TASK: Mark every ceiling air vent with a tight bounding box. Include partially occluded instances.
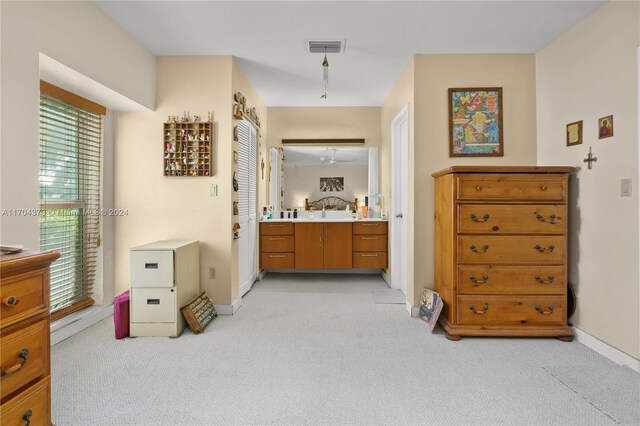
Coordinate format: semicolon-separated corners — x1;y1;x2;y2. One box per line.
306;39;346;54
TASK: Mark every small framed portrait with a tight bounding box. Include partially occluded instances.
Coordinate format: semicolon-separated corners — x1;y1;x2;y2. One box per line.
598;115;614;139
566;120;583;147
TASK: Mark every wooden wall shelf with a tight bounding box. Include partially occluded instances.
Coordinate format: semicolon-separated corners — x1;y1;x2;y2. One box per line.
164;121;212;177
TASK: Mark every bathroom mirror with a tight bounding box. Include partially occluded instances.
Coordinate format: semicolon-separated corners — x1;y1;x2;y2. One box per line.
274;146;378;210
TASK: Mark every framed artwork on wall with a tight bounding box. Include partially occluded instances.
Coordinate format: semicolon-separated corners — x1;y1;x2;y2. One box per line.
320;177;344;192
448;87;503;157
566;120;583;146
598;115;614;139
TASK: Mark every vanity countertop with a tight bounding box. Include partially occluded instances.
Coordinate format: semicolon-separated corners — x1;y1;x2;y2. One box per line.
260;217;387;223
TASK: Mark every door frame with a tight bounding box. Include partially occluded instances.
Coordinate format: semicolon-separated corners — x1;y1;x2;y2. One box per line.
391;104;409;311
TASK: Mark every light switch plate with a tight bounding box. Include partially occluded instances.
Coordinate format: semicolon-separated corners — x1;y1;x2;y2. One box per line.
621;178;632;197
209;184;218;197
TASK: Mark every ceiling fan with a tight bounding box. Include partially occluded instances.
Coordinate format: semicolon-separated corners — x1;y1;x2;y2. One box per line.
319;148;356;165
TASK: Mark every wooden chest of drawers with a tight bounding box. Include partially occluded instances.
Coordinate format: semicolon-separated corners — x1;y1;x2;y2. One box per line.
432;166;575;341
1;250;59;425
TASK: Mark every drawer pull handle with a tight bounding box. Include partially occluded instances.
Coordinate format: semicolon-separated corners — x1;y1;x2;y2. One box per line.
361;254;379;257
3;296;18;307
268;224;285;227
475;186;483;191
468;274;489;285
535;275;555;284
469;304;489;315
361;237;379;240
269;237;286;241
269;255;287;258
534;244;555;253
535;305;555;315
469;244;489;253
469;213;490;222
535;213;557;224
541;185;548;191
0;349;29;377
360;224;378;226
22;410;32;426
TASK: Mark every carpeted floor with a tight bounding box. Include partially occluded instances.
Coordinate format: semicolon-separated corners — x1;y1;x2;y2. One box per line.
51;274;640;425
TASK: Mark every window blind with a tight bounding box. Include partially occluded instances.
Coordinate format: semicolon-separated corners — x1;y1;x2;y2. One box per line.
39;85;103;313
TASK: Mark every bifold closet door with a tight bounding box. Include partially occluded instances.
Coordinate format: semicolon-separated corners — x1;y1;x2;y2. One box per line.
238;120;257;296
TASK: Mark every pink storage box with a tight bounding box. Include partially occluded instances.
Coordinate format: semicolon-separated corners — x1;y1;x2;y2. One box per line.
114;290;130;339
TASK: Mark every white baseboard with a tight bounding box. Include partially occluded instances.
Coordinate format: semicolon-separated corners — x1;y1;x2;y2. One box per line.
572;326;639;372
239;279;254;298
51;304;114;346
215;298;241;316
258;270;267;280
407;303;419;317
381;270;392;288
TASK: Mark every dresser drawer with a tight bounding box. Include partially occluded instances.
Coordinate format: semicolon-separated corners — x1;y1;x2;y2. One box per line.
457;266;566;295
353;235;387;252
353;252;387;269
457;174;567;201
260;236;295;253
261;253;294;269
458;205;566;235
1;319;49;400
1;376;50;426
458;236;565;264
353;222;387;235
457;295;565;326
1;270;48;327
260;222;294;236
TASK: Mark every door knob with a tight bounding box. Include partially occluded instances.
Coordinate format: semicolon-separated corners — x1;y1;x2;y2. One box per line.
395;213;403;218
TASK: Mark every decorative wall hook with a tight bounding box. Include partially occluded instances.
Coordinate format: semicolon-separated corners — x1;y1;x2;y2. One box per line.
583;146;598;169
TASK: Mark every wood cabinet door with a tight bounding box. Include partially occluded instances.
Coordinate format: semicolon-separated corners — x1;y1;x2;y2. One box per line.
323;223;353;269
294;223;324;269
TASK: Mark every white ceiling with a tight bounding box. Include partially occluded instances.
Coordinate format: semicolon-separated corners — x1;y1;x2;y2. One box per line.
284;147;370;165
95;1;605;107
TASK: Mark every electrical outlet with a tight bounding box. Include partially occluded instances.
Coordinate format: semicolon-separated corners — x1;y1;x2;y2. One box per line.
209;268;216;279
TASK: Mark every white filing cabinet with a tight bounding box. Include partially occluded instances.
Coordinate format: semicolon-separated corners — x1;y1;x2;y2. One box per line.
129;240;199;337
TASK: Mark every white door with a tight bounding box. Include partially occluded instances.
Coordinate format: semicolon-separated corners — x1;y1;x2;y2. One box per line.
238;120;257;297
391;105;409;299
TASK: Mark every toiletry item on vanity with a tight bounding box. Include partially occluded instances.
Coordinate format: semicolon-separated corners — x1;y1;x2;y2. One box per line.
362;205;368;218
280;211;284;219
293;209;298;219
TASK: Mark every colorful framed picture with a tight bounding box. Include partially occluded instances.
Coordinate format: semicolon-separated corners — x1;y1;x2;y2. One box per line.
598;115;614;139
449;87;503;157
566;120;583;146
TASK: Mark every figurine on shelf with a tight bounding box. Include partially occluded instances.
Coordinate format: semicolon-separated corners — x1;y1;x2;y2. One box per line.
165;142;175;153
205;170;210;176
200;133;205;141
181;111;189;122
180;129;186;136
193;115;200;123
206;135;210;142
207;112;212;122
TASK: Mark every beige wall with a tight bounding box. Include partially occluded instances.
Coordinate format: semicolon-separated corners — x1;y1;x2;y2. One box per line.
412;54;538;305
0;0;155;249
115;57;235;304
380;58;415;300
536;1;640;358
381;55;538;305
283;164;368;209
114;57;265;307
267;107;381;149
